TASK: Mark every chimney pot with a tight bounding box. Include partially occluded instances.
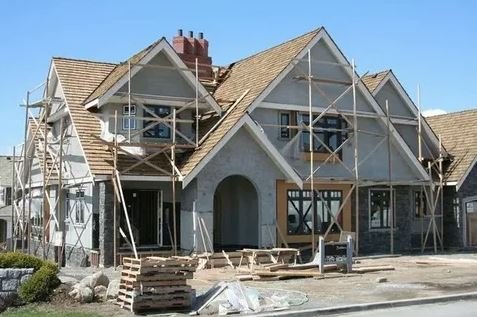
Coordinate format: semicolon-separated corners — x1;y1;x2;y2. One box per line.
198;32;204;39
188;31;193;38
178;29;183;36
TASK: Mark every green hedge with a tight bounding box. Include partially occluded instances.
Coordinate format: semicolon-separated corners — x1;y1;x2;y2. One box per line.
0;252;60;302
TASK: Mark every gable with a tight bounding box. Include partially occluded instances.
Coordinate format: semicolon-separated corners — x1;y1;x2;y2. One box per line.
87;39;221;114
117;51;195;99
374;81;415;118
264;38;375;113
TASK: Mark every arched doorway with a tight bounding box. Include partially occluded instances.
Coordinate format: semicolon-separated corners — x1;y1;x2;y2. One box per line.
213;175;259;249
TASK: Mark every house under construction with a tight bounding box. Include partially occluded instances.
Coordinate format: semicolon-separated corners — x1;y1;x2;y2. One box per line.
10;27;470;267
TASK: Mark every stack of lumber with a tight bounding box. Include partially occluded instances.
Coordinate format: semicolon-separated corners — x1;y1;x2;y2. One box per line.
197;251;278;269
241;262;339;281
117;256;198;313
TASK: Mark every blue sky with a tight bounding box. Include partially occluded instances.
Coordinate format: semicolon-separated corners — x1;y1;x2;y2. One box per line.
0;0;476;154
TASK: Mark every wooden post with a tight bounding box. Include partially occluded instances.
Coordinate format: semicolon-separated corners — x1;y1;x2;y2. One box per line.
318;236;325;274
438;134;444;250
21;91;30;252
346;235;353;273
352;59;360;256
12;146;16;252
308;49;316;255
42;96;49;259
172;108;177;255
386;100;394;254
195;58;199;147
57;118;64;266
113;110;118;268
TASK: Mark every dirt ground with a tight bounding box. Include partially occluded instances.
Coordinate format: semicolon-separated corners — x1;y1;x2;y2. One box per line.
12;252;477;316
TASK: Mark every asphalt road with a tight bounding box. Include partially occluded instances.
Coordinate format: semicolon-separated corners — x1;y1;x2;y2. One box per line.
326;300;477;317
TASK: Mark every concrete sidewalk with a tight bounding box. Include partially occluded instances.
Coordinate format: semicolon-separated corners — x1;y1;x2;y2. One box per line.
254;292;477;316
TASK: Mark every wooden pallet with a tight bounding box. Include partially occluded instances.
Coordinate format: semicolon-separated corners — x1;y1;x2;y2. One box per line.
116;295;190;312
119;284;191;294
117;256;197;313
120;278;187;288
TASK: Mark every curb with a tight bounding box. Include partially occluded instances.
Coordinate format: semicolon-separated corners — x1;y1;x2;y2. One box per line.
254;291;477;316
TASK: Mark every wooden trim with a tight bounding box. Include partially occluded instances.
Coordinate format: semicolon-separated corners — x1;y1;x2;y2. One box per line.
303;152;340;163
276;180;352;245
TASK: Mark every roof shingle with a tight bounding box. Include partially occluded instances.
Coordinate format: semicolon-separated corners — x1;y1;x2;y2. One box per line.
426;109;477;183
179;28;321;175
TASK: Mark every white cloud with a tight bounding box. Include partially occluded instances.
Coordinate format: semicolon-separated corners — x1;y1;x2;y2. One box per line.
422;109;447;117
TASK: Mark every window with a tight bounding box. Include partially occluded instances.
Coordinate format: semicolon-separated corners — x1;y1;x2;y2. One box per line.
65;192;72;221
287;189;342;235
369;189;395;229
300;114;346;154
74;191;85;224
453;197;460;228
279;112;291;139
143;105;171;138
414;191;427;218
122;105;137;130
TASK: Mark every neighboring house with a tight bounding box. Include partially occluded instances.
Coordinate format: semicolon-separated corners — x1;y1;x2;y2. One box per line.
0;156;14;248
427;110;477;249
21;27;451;267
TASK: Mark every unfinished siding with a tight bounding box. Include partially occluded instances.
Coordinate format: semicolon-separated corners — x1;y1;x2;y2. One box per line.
180;127;285;251
358;186;413;254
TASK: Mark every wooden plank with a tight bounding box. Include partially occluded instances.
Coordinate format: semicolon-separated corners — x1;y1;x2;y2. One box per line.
253;269;321;277
119;285;191;294
120;279;187;287
352;265;395;273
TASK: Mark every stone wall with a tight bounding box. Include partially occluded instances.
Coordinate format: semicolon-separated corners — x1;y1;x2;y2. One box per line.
0;268;33;304
97;181;115;267
358;186;413;254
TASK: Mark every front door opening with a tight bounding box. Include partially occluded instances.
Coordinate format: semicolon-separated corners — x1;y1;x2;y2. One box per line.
213;175;259;250
123;190;161;247
466;200;477;246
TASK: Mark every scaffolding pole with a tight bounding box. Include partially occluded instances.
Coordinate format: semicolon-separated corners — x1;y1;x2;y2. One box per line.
307;50;316;256
386;100;394;254
352;59;360;255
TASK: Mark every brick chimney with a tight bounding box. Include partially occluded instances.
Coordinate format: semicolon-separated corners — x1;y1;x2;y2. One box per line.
172;29;212;80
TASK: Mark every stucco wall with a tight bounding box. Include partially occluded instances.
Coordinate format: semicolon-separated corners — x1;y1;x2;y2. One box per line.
180;127;285;251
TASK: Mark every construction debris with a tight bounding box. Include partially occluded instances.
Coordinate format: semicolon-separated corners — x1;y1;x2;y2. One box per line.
116;256;198;313
192;281;308;315
351;265;395;273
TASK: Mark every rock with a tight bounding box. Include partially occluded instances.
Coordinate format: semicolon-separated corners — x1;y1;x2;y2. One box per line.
376;277;387;283
0;296;5;313
78;286;94;303
106;279;120;299
20;274;32;285
68;288;79;299
59;276;79;286
2;279;18;291
79;276;93;288
69;283;94;303
0;270;7;279
94;285;107;301
90;271;109;288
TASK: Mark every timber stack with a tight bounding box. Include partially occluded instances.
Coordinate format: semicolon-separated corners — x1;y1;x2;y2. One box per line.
117;256;198;313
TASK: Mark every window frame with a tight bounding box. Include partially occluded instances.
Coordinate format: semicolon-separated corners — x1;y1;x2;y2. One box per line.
287;189;343;236
299;113;346;155
279;112;291;139
414;190;427;218
368;188;396;230
74;190;85;225
143;105;171;139
122;104;137;130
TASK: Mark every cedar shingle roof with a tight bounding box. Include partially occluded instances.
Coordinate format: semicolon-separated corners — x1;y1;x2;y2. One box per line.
362;70;390;92
426;109;477;183
53;57;117;175
178;28;321;175
84;40;161;104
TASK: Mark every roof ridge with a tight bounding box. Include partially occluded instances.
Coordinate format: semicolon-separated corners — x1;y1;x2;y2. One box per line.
362;69;391;78
52;56;117;65
427;107;477;118
229;27;322;66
